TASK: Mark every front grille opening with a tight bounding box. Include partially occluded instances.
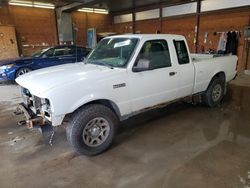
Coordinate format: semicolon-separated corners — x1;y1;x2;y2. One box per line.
30;100;34;107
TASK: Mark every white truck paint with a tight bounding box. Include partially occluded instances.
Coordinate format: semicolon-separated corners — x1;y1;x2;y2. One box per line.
16;34;238;127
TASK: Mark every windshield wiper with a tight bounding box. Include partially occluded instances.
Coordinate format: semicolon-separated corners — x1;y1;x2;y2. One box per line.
87;60;114;69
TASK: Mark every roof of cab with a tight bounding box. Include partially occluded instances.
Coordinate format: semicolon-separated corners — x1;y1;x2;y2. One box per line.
105;34;185;40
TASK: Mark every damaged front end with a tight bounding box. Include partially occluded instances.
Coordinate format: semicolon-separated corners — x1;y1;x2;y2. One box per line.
14;87;54;145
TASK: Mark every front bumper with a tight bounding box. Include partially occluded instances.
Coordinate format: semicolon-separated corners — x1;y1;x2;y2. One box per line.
0;69;15;81
15;103;55;145
15;103;48;129
0;72;9;81
19;87;65;126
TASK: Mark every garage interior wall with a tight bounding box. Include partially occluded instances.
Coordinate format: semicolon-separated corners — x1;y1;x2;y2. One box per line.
0;4;112;56
0;2;249;70
71;11;112;46
162;16;196;53
113;22;133;34
112;7;250;71
199;9;250;71
135;19;161;34
0;4;58;56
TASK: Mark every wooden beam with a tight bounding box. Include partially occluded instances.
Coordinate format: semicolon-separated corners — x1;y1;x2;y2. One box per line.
159;0;163;33
132;0;135;34
195;0;201;53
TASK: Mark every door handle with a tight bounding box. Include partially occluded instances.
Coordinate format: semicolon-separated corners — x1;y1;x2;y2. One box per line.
169;72;177;76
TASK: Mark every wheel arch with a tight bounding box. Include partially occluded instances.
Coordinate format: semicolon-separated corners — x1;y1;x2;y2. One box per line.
206;71;226;91
64;99;122;122
15;66;33;78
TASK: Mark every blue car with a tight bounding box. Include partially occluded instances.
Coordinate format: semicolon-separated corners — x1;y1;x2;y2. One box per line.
0;45;91;81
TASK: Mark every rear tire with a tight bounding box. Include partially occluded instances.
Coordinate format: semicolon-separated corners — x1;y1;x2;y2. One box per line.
204;76;225;107
66;104;118;156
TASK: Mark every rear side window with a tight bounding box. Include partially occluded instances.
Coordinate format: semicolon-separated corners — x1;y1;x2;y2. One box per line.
174;40;190;64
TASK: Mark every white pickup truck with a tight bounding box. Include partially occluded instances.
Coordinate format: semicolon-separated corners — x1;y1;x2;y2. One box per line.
15;34;237;155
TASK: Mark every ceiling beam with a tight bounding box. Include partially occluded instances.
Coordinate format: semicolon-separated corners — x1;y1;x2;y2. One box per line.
59;2;83;12
58;0;102;12
110;0;191;14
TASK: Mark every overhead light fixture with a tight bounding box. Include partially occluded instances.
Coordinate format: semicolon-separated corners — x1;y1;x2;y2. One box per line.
9;0;32;7
78;8;109;14
9;0;55;9
33;2;54;9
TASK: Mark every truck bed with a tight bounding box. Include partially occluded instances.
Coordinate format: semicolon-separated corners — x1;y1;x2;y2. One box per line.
191;53;232;62
190;54;238;94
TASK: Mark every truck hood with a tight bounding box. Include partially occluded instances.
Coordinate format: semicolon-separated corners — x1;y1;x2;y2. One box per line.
15;63;119;96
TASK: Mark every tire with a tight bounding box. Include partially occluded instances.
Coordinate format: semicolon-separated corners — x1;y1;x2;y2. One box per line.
204;76;225;107
15;67;32;78
66;104;118;156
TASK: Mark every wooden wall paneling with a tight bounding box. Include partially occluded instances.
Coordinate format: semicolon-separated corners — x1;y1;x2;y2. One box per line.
0;5;13;25
72;12;113;46
247;46;250;70
72;12;87;46
0;25;19;60
113;22;133;34
162;16;196;52
135;19;161;34
8;6;58;56
87;13;112;32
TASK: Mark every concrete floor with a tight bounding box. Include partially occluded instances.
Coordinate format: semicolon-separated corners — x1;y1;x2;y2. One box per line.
0;75;250;188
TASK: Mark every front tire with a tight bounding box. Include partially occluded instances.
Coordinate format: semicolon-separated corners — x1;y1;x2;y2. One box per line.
204;76;225;107
15;67;31;78
66;104;118;156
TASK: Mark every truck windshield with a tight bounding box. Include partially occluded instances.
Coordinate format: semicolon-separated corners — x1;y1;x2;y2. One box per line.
85;38;138;68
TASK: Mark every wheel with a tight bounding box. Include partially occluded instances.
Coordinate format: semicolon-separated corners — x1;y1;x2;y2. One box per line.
204;76;225;107
16;67;31;78
66;104;118;156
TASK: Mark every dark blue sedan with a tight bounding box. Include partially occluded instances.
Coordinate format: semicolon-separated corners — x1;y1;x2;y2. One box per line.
0;45;91;81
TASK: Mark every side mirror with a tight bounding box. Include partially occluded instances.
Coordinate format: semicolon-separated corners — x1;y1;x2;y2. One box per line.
132;59;151;72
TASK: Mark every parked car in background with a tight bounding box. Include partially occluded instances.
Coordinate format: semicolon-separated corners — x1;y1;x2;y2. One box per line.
0;45;91;81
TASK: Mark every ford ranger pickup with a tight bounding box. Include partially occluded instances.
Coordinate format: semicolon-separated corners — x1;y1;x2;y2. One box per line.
15;34;238;155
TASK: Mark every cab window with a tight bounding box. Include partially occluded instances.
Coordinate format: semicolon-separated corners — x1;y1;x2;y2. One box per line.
136;39;171;69
53;48;69;56
42;48;54;58
174;40;190;64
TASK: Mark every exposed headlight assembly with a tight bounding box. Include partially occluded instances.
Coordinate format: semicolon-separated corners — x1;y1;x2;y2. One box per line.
41;98;52;114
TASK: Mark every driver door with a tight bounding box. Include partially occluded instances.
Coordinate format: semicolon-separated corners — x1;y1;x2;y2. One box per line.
128;39;179;112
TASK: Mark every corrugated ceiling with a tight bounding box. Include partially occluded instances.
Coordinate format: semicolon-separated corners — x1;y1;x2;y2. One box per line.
3;0;192;12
